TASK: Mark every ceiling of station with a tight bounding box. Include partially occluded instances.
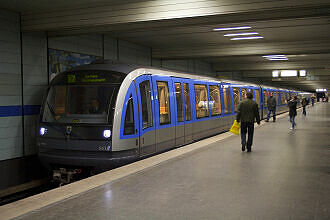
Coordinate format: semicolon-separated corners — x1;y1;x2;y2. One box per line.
1;0;330;92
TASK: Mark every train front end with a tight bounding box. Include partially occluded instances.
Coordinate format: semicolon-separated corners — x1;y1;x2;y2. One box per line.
37;69;130;182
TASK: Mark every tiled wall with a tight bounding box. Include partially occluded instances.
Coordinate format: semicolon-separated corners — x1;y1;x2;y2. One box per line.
0;9;23;161
22;32;48;156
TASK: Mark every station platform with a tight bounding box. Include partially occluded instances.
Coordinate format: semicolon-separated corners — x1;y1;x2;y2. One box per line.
2;103;329;220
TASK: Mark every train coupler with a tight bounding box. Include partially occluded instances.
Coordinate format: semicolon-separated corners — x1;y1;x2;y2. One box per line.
53;168;82;186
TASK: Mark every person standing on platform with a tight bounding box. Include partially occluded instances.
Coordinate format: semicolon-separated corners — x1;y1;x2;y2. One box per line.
311;95;315;106
236;91;260;152
301;97;307;116
266;92;277;122
288;95;298;130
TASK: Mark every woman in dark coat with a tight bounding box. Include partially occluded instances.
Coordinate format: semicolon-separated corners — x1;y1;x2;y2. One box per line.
288;96;297;129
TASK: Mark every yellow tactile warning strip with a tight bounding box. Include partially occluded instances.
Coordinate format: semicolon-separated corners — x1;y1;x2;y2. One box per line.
0;107;306;220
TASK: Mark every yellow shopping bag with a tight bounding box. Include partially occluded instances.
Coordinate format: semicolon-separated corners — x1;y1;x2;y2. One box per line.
230;120;240;135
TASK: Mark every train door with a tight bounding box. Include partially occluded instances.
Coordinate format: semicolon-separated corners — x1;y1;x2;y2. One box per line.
241;87;248;100
254;87;262;118
172;78;185;146
135;75;156;156
151;75;176;152
183;81;193;143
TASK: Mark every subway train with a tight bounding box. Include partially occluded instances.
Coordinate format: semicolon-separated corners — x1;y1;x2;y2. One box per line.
38;63;305;182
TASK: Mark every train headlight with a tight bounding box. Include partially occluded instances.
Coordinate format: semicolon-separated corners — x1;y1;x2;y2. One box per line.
39;127;47;136
103;130;111;138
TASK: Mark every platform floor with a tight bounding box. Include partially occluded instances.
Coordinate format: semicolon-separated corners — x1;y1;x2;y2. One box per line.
14;103;330;219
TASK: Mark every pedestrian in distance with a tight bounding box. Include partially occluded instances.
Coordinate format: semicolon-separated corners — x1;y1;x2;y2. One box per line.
288;95;298;130
236;91;260;152
311;95;315;106
301;97;307;116
266;92;277;122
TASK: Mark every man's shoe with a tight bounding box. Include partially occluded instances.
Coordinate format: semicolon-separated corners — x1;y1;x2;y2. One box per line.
265;120;269;122
247;149;252;152
242;145;246;152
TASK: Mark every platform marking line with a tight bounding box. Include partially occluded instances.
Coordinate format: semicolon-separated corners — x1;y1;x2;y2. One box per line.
0;106;308;220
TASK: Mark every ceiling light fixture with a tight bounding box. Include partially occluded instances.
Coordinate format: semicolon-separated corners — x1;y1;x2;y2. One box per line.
263;54;289;61
268;58;289;61
230;36;264;40
299;70;306;77
272;71;280;77
263;55;286;58
213;26;251;31
281;70;297;77
224;32;259;37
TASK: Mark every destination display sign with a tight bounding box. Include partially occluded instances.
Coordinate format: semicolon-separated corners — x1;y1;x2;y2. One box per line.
51;70;126;85
67;73;107;83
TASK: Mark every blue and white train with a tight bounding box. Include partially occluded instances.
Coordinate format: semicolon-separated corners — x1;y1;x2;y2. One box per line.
37;63;304;181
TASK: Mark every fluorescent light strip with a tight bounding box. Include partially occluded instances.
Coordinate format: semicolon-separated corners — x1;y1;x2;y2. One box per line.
263;55;286;58
281;70;297;77
224;32;259;37
268;58;289;60
213;26;251;31
230;36;263;40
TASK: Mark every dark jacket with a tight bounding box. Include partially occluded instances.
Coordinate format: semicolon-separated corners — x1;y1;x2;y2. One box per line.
288;99;297;117
301;98;307;107
236;99;260;123
267;96;277;110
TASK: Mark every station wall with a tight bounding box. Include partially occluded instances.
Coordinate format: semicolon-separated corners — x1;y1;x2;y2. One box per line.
0;9;22;161
0;8;215;190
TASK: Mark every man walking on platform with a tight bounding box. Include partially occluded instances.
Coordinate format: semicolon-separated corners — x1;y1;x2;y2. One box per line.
301;97;307;116
266;92;276;122
236;91;260;152
288;95;298;130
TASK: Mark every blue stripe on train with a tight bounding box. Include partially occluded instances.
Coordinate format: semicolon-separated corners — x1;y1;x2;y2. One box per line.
0;105;41;117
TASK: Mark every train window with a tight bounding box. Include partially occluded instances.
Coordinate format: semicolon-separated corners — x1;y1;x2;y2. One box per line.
175;83;184;122
281;92;286;104
263;90;267;107
183;83;191;121
157;81;171;125
241;88;247;100
278;92;281;105
55;86;66;114
255;89;261;108
194;84;209;118
43;85;118;124
223;87;231;114
209;85;221;116
274;92;278;105
140;80;153;129
233;87;240;112
124;95;135;135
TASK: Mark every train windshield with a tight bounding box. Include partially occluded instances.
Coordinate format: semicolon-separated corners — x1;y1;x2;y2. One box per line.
42;85;119;124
